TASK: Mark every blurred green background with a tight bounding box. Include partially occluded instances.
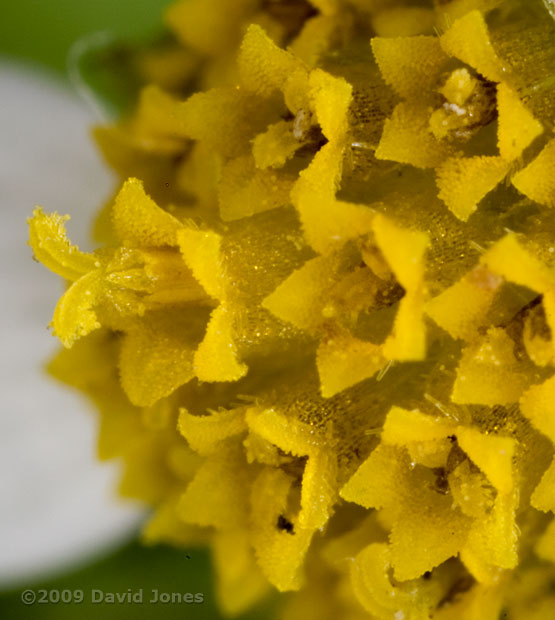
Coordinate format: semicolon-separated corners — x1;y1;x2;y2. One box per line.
0;540;271;620
0;0;172;78
0;0;179;115
0;2;274;618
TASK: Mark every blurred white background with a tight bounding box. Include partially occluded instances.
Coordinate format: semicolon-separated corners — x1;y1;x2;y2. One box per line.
0;61;143;588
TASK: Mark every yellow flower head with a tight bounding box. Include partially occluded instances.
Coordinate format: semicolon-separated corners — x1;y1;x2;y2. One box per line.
28;0;555;618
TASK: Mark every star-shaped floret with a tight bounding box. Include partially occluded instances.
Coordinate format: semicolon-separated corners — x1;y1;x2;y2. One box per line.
171;24;338;224
341;406;518;582
427;234;555;351
372;10;545;221
176;401;337;593
426;234;555;406
263;213;428;396
176;23;364;229
29;179;216;406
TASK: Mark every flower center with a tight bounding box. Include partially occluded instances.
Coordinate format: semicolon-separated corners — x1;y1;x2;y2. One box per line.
430;67;497;142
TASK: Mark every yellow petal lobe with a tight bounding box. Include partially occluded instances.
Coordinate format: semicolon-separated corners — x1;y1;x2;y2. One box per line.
512;138;555;208
112;178;183;247
28;207;97;281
